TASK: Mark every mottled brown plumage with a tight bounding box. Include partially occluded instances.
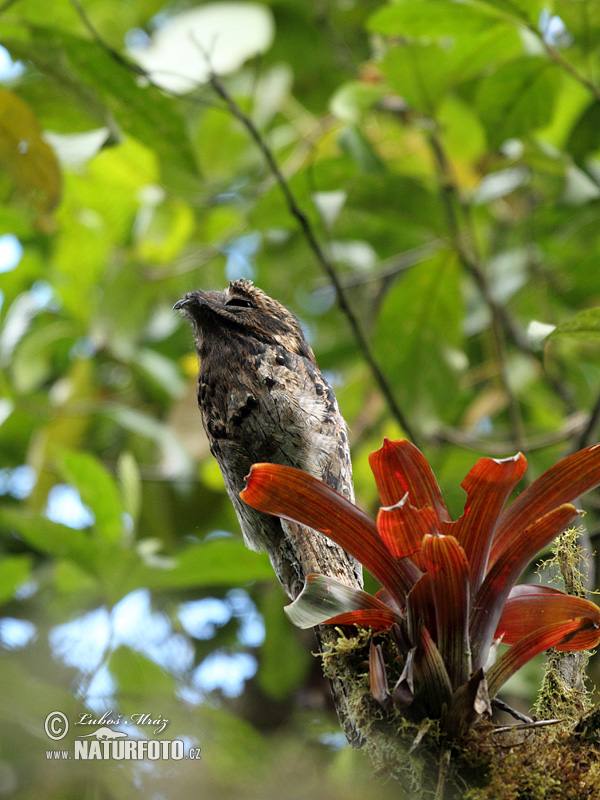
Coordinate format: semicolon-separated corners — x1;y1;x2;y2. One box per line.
174;279;361;597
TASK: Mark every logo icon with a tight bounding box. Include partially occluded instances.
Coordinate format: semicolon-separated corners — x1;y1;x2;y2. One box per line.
76;726;128;741
44;712;68;741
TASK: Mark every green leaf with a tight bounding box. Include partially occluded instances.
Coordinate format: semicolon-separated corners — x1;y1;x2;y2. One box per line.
57;450;123;544
117;451;142;527
329;81;387;123
474;0;546;23
0;555;33;603
550;307;600;341
566;101;600;167
369;0;499;38
0;509;97;570
373;251;464;425
8;28;199;183
108;646;174;701
141;538;273;591
338;125;385;173
380;24;522;112
257;583;311;700
475;57;561;147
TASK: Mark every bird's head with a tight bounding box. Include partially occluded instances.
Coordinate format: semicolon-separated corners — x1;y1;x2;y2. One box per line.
174;279;316;362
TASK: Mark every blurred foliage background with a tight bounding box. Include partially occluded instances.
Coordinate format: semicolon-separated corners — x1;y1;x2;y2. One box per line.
1;0;600;797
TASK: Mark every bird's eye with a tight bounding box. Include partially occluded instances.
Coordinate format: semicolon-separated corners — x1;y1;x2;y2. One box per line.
226;297;254;309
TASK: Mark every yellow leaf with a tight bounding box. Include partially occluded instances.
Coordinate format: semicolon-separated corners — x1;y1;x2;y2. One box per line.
0;87;62;229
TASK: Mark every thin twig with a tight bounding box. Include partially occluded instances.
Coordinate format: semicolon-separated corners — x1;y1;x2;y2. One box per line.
434;748;451;800
491;719;561;735
209;72;421;446
539;36;600;104
436;412;587;455
576;389;600;450
312;242;441;291
491;698;534;724
70;0;145;74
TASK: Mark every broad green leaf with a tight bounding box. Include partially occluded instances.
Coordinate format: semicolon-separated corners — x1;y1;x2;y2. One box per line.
0;509;97;570
257;584;311;700
474;0;546;23
475;57;561;147
373;252;464;425
338;125;385;173
108;646;174;701
139;538;273;590
0;87;61;229
550;307;600;341
369;0;499;38
0;555;33;603
12;321;74;394
57;450;123;544
380;25;522;112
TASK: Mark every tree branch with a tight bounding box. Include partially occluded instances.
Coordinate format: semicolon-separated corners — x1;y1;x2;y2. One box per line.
576;388;600;450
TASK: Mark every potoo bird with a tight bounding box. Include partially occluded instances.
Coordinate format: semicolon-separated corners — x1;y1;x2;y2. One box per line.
174;279;362;599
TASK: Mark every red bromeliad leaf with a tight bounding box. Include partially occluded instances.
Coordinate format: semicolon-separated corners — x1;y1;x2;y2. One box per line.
497;584;600;651
470;503;579;669
486;618;597;697
241;463;420;601
369;439;450;524
422;534;471;687
414;626;453;716
376;496;437;569
490;444;600;570
442;453;526;594
444;668;491;736
406;573;436;647
284;573;401;629
375;588;405;615
393;646;416;705
370;641;392;707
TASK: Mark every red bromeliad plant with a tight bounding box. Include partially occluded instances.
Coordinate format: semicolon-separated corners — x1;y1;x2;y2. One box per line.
240;439;600;732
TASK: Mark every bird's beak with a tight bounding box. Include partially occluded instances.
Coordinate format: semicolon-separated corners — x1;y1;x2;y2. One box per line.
173;297;192;311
